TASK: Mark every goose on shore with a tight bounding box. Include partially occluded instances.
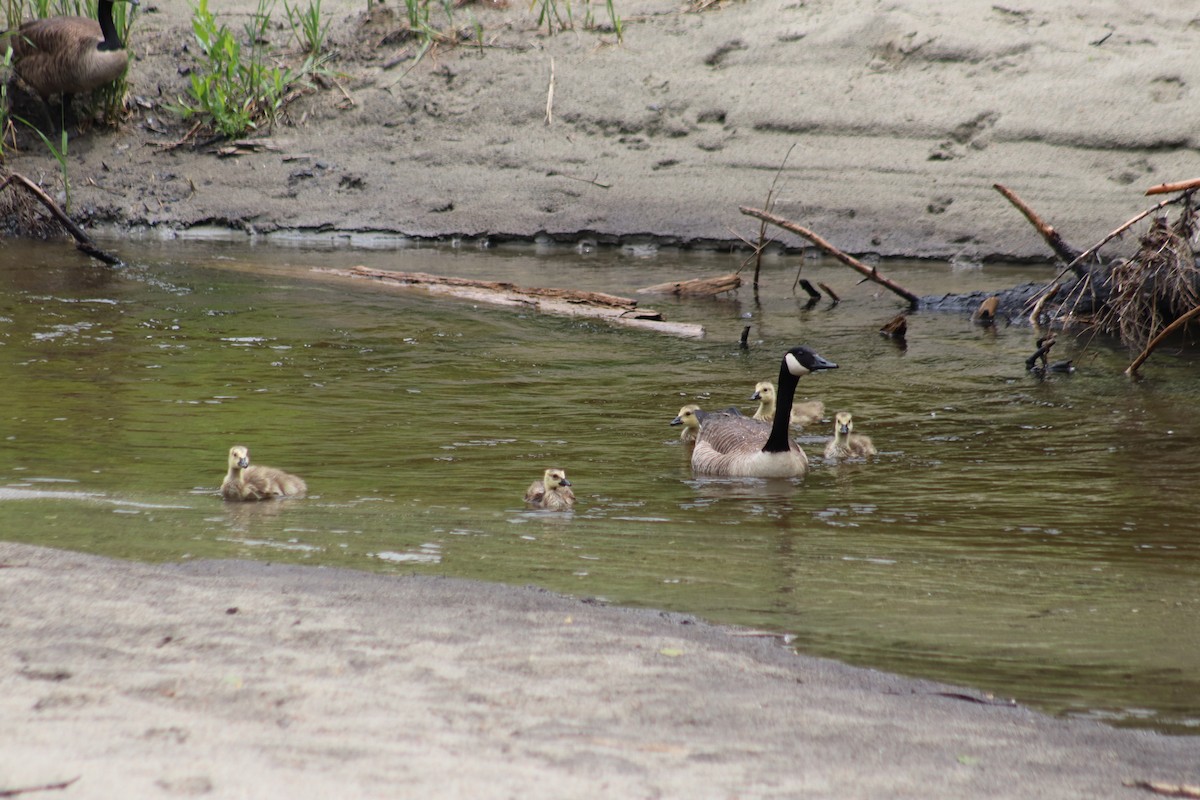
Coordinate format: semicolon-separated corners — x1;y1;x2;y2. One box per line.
220;445;307;501
524;468;575;511
691;346;837;477
823;412;877;460
7;0;137;129
751;380;824;428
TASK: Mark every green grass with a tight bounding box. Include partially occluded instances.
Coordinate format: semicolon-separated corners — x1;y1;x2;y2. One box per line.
173;0;330;139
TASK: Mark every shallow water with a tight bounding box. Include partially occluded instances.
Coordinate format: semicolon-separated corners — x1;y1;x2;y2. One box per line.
2;235;1198;733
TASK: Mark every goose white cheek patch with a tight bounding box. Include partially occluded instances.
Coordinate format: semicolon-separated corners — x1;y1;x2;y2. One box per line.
785;352;809;376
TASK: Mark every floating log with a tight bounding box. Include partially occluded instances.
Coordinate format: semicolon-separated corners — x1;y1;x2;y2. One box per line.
739;206;921;308
636;273;741;297
879;313;907;339
317;267;705;338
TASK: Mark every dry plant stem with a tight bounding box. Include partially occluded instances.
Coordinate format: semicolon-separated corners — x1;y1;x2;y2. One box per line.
993;183;1082;269
544;57;555;125
1124;285;1200;376
0;775;81;797
0;173;121;265
739;205;921;308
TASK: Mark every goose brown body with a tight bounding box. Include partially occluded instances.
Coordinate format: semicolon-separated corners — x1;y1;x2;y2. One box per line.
8;0;133;124
823;412;877;459
524;468;575;511
221;445;307;501
691;346;837;477
751;380;824;428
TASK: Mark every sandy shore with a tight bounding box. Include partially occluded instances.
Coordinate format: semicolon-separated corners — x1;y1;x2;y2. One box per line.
2;542;1198;798
12;0;1200;259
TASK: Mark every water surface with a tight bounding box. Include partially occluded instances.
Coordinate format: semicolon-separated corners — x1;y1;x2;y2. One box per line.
2;236;1197;733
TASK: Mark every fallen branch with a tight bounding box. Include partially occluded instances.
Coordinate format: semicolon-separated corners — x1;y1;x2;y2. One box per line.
317;266;704;338
1123;780;1200;799
0;172;121;264
993;183;1082;269
739;206;920;308
1124;303;1200;377
636;273;740;297
1145;178;1200;196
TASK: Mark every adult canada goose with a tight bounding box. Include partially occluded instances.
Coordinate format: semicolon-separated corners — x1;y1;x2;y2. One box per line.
524;468;575;511
7;0;137;129
750;380;824;428
823;412;877;459
220;445;307;501
691;346;838;477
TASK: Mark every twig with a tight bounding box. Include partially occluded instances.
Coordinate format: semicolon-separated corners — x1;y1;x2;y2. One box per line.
0;776;81;797
1125;304;1200;376
549;172;611;189
1025;336;1056;371
817;282;840;304
544;57;555;125
993;183;1082;268
0;173;121;265
739;206;921;308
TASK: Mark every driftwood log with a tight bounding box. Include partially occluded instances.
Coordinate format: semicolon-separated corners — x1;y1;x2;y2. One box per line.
316;266;705;338
636;273;741;297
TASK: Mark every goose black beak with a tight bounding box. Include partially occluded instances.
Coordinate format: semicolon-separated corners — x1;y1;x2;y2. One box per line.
810;353;838;371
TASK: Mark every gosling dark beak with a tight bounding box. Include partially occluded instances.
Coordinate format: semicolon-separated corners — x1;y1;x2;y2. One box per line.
559;478;571;487
750;391;761;400
838;424;850;435
670;416;683;426
237;457;249;468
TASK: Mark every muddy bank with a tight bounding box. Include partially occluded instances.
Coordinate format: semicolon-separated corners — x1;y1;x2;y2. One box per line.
9;0;1200;260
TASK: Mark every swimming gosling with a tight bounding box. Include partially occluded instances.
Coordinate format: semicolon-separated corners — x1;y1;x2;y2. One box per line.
524;468;575;511
691;346;838;478
8;0;137;129
751;380;824;428
671;404;704;443
823;412;877;459
221;445;307;501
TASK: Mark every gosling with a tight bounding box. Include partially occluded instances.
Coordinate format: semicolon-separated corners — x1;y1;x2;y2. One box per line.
751;380;824;428
671;404;704;443
524;468;575;511
221;445;307;501
823;412;877;460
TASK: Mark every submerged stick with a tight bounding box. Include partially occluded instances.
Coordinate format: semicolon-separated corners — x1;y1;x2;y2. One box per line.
993;183;1082;269
739;206;920;308
1125;304;1200;377
0;172;121;265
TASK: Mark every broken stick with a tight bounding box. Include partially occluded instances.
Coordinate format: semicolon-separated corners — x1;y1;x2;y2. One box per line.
0;172;121;265
1125;304;1200;377
738;206;920;308
993;183;1082;269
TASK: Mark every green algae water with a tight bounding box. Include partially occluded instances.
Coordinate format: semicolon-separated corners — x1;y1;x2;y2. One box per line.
2;236;1198;733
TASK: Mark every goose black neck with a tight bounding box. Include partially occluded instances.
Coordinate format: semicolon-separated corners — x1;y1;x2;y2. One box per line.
97;1;123;51
763;359;800;453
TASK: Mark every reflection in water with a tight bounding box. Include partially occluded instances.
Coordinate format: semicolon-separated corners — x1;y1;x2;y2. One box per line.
1;238;1199;733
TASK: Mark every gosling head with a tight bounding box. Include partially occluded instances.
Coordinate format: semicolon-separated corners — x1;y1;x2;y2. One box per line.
785;346;838;376
671;404;702;431
228;445;251;469
543;468;571;490
834;411;853;436
750;381;775;403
